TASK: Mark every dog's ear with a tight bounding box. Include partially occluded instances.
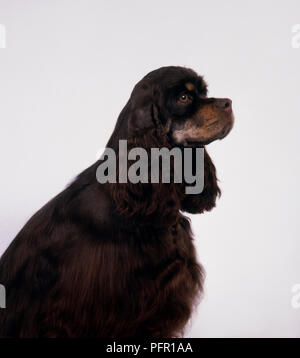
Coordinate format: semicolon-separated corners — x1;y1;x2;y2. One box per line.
128;104;153;134
180;148;221;214
108;84;179;226
127;84;162;136
108;130;181;227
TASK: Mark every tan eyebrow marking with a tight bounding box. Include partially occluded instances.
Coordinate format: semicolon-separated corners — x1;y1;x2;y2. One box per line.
185;82;195;91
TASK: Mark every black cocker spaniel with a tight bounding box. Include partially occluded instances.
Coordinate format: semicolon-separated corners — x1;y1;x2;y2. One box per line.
0;66;233;337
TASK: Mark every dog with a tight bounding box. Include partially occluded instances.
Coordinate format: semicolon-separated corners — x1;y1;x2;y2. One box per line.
0;66;233;337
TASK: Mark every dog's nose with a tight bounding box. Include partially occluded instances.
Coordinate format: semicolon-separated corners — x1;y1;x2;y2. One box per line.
214;98;232;112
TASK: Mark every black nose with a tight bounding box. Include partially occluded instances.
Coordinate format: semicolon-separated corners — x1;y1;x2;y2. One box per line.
214;98;232;112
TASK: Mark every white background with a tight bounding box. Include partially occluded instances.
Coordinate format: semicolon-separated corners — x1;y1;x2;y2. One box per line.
0;0;300;337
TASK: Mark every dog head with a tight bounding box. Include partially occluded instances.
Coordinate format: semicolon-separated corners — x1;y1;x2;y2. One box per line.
108;66;233;218
127;66;234;146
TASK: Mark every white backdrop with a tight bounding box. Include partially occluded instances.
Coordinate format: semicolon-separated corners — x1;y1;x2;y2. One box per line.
0;0;300;337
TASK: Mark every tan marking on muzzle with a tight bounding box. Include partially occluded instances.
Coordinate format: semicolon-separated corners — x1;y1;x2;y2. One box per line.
172;119;212;144
173;127;208;144
172;103;231;145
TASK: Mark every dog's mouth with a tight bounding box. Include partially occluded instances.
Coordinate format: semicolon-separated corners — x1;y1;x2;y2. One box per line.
173;113;234;147
216;115;234;140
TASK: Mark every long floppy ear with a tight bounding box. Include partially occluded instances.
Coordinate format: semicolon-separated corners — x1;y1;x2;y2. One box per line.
107;86;181;226
128;103;154;135
127;84;163;137
180;148;221;214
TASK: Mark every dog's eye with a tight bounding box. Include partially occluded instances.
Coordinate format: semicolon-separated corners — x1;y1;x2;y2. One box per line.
178;93;192;104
